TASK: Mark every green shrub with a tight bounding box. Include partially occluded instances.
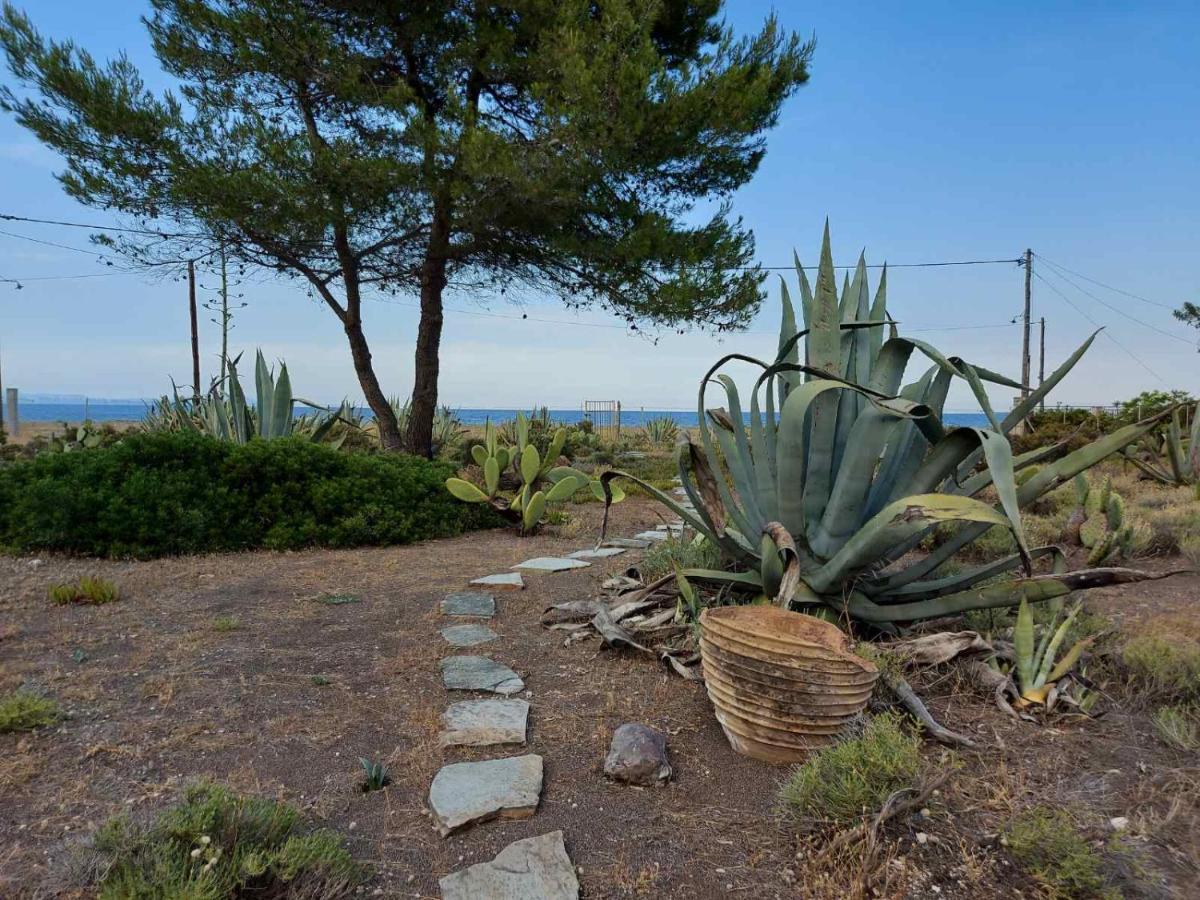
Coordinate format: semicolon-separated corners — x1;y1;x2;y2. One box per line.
1121;633;1200;702
85;782;367;898
1006;807;1118;899
0;689;61;733
639;534;721;582
1151;704;1200;751
0;432;497;558
49;576;120;605
779;711;921;825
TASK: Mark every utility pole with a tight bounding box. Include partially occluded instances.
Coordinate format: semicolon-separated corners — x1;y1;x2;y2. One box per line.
0;342;5;438
188;258;201;399
1021;248;1033;398
1038;317;1046;411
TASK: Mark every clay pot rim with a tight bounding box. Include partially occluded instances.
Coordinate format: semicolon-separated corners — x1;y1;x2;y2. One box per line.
699;634;880;683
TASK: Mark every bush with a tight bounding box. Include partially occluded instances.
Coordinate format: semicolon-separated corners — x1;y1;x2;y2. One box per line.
0;689;61;733
778;712;921;826
0;432;496;558
83;782;367;898
49;576;120;605
1006;807;1118;899
1151;704;1200;751
1121;633;1200;702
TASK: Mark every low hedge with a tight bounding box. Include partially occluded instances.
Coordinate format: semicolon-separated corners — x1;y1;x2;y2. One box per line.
0;431;497;558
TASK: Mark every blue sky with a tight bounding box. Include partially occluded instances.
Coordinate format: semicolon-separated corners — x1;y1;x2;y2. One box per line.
0;1;1196;411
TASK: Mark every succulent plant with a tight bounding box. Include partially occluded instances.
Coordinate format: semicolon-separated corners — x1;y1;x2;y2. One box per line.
1010;599;1094;707
643;416;680;446
446;412;618;534
1121;401;1199;486
1073;475;1142;565
599;224;1179;624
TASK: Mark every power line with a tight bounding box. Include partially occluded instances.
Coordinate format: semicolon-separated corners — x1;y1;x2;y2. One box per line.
0;212;202;238
0;227;110;258
1031;268;1165;384
1035;257;1192;346
1034;253;1176;310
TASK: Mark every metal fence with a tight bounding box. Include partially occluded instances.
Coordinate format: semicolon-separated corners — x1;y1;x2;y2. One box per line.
581;400;621;441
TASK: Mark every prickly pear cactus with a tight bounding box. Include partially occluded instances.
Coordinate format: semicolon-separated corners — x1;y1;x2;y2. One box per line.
1074;476;1136;565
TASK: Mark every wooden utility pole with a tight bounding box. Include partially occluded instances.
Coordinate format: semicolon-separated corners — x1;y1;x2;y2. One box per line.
1021;248;1033;398
0;342;4;437
1038;317;1046;411
188;258;201;399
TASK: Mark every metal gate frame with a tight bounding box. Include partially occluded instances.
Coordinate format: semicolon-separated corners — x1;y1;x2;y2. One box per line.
581;400;621;442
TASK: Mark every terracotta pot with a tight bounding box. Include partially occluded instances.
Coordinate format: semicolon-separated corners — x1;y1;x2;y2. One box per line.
699;606;878;764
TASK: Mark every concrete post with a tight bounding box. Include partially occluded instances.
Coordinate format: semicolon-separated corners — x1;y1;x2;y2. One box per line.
5;387;17;439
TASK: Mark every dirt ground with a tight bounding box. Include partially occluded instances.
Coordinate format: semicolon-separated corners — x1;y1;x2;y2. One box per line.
2;496;1198;898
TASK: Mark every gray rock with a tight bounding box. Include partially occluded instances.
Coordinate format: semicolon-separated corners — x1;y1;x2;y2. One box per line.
441;592;496;618
428;754;543;836
470;572;525;590
566;547;627;559
511;557;591;573
439;831;579;900
601;538;652;550
440;623;499;647
439;699;529;748
441;656;525;695
603;723;671;786
633;531;669;542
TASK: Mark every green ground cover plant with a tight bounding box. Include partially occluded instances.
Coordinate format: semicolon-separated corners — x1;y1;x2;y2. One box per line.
80;782;367;898
778;712;921;826
0;689;61;733
0;432;495;558
1006;807;1120;899
49;576;121;605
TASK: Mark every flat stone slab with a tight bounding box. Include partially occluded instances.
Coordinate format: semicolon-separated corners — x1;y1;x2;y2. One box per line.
655;523;684;532
441;623;499;647
428;754;543;836
566;547;627;560
441;592;496;617
441;656;525;695
602;537;652;550
439;830;579;900
634;531;670;542
440;699;529;748
470;572;525;590
511;557;591;573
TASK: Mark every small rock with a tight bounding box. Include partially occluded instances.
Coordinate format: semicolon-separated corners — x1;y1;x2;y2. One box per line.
511;557;591;573
633;531;669;542
1110;816;1129;831
916;832;929;845
603;723;671;786
439;830;578;899
601;538;652;550
439;699;529;747
470;573;525;590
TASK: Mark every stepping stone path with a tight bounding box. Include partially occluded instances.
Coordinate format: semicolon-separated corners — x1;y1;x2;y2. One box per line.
434;523;654;894
512;557;591;573
428;754;544;835
440;699;529;748
439;831;579;900
470;572;525;590
441;656;525;695
441;592;496;617
441;623;498;647
567;547;626;560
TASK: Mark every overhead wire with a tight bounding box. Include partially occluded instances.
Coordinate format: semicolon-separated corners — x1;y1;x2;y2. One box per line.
1033;253;1176;310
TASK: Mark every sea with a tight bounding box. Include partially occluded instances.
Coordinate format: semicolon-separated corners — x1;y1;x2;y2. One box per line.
12;400;991;430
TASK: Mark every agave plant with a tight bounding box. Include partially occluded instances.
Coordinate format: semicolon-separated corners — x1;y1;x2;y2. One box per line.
600;225;1177;624
1121;401;1199;486
643;416;680;446
446;412;620;533
1010;599;1094;707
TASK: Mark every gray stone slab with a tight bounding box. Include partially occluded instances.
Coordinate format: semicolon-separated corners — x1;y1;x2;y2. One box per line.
440;623;499;647
470;572;525;590
633;531;670;542
602;537;652;550
428;754;543;836
439;699;529;748
441;592;496;618
439;831;579;900
511;557;591;573
566;547;627;560
441;656;525;695
655;522;684;532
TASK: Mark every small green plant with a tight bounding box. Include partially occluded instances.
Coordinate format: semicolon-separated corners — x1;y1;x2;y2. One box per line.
1006;806;1118;899
212;615;240;632
85;782;367;897
311;675;332;687
0;689;61;733
359;758;391;792
1151;704;1200;751
779;711;921;826
318;594;361;606
643;416;680;446
639;533;721;582
48;576;120;605
1121;633;1200;701
1010;599;1094;707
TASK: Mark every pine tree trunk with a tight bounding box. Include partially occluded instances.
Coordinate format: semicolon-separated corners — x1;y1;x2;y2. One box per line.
345;317;403;451
406;254;447;458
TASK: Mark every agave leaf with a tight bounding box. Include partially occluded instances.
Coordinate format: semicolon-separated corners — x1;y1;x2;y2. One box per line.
1165;412;1186;483
1033;604;1080;688
446;478;489;503
255;350;273;438
679;568;764;590
1014;599;1035;691
871;546;1065;600
270;362;294;438
1045;635;1096;684
1001;332;1099;434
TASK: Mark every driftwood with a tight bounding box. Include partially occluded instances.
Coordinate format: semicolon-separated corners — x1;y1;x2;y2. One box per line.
817;770;952;860
881;671;978;749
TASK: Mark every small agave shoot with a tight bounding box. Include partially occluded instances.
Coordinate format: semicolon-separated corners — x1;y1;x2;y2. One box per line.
1122;401;1200;487
601;224;1181;625
446;411;624;534
1008;599;1094;708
